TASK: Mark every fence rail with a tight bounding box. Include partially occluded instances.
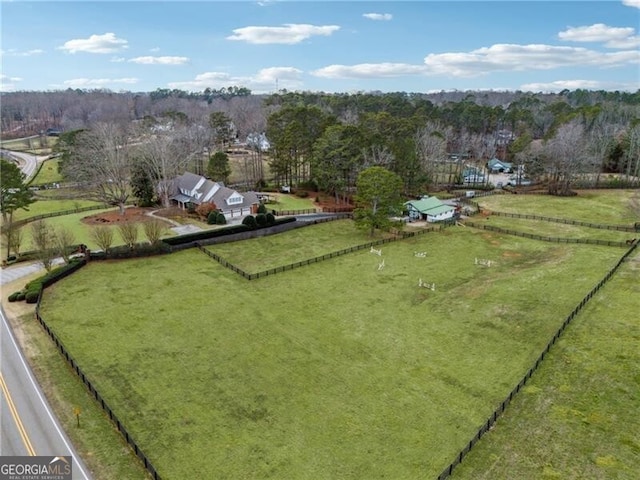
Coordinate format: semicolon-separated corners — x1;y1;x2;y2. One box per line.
272;208;317;216
34;260;163;480
197;222;447;280
483;210;639;232
2;204;114;232
464;221;630;247
436;240;639;479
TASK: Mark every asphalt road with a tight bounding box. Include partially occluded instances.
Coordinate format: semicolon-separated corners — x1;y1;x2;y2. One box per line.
0;305;92;479
3;150;49;180
1;140;92;479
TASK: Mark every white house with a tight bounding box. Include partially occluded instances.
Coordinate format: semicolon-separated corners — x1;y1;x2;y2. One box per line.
404;196;457;223
169;172;260;219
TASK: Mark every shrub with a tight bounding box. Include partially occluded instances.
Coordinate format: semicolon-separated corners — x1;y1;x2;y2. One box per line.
8;292;20;302
266;212;276;225
16;291;26;301
25;290;40;304
257;203;267;214
242;215;257;230
298;179;318;191
256;213;267;227
217;213;226;225
207;211;218;225
161;223;250;246
196;202;218;220
25;281;43;292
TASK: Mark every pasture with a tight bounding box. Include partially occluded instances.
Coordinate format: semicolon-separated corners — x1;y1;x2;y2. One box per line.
478;189;640;224
453;248;640;479
39;220;626;479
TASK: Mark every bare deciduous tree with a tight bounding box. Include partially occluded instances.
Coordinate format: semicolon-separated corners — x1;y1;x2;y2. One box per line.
30;220;56;272
415;121;450;188
3;223;23;259
90;226;114;253
136;124;208;207
143;219;167;245
543;121;590;195
118;222;139;249
55;226;76;263
63;122;133;214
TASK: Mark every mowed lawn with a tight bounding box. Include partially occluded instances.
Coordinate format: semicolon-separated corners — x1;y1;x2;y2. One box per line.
479;190;640;225
453;249;640;480
39;224;625;479
206;219;393;272
477;216;634;243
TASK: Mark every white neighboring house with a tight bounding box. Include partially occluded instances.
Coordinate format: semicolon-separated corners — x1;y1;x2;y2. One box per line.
404;196;457;223
169;172;260;219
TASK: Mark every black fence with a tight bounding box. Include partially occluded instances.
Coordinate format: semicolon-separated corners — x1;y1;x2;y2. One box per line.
2;204;113;232
34;261;163;480
464;221;630;248
272;208;317;216
197;222;446;280
485;211;639;232
436;240;639;479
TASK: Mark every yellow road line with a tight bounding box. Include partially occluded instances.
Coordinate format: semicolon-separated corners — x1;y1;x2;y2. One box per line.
0;372;36;456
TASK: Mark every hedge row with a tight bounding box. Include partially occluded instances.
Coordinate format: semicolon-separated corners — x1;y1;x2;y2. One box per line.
9;258;87;303
161;217;296;246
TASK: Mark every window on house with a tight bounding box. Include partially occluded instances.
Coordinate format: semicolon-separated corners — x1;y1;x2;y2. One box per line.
227;194;243;205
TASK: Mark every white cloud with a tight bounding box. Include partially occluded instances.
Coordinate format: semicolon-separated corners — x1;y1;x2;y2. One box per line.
311;42;640;81
312;63;427;79
423;43;640;77
363;13;393;21
110;56;126;63
168;67;302;93
1;49;44;57
63;77;138;88
0;74;23;92
58;33;128;54
129;56;189;65
558;23;640;48
150;47;160;52
520;79;639;92
227;24;340;44
622;0;640;8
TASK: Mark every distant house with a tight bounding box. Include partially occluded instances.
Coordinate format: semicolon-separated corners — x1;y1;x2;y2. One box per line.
404;196;456;223
44;128;62;136
169;172;260;219
487;158;513;173
461;166;486;184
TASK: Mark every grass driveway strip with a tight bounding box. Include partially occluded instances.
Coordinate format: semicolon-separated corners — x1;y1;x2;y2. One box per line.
38;228;623;479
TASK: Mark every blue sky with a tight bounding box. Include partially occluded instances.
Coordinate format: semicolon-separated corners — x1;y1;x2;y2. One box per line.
1;1;639;93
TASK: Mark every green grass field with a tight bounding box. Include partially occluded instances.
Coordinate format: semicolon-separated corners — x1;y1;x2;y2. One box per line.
12;198;105;222
267;193;317;211
0;136;56;152
479;190;640;225
39;222;626;479
478;216;633;243
206;219;390;272
30;158;63;185
453;249;640;480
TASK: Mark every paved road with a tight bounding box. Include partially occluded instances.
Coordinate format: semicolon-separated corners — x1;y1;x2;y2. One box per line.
0;305;92;479
6;150;50;180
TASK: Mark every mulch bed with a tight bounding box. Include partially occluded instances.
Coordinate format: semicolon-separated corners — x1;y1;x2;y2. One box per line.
81;207;156;225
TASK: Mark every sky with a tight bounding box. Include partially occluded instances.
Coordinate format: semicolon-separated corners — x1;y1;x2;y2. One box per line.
1;0;639;94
